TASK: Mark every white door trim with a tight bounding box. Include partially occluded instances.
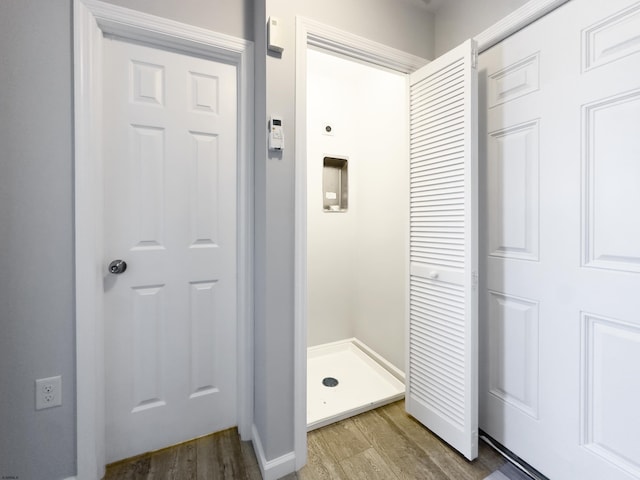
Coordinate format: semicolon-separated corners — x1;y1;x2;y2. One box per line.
475;0;570;52
73;1;254;477
293;16;427;469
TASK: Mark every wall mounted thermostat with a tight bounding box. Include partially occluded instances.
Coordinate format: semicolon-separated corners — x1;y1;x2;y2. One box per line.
269;115;284;151
268;16;284;53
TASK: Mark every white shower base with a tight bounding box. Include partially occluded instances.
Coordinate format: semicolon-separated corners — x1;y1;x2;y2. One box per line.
307;338;405;431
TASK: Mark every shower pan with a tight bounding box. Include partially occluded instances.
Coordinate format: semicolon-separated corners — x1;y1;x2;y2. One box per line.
307;338;404;430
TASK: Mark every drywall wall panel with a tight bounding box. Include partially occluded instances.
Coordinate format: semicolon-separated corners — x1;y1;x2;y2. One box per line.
434;0;529;56
102;0;254;40
0;1;76;479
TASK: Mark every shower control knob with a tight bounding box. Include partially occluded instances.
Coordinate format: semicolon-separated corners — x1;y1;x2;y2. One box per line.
108;259;127;275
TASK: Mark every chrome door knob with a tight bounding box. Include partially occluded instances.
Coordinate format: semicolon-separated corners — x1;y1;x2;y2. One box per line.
108;259;127;274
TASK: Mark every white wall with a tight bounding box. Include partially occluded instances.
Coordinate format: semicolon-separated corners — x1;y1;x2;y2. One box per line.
306;49;407;371
434;0;529;56
256;0;433;464
0;1;252;479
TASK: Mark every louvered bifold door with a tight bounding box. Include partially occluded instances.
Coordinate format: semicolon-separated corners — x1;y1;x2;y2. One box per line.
406;39;478;460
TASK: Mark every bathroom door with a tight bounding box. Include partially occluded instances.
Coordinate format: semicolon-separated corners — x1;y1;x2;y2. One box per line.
479;0;640;478
102;36;238;463
406;39;479;460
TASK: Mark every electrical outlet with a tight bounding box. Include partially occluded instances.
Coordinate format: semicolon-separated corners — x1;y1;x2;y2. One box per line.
35;376;62;410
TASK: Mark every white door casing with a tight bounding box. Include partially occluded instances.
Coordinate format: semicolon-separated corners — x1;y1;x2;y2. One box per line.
407;39;479;460
479;0;640;478
74;0;254;476
102;37;237;462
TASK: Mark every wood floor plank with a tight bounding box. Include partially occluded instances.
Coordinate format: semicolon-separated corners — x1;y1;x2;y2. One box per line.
105;456;152;479
240;439;262;480
312;418;371;462
339;447;400;480
139;441;195;480
217;429;249;480
380;401;503;480
176;442;197;479
297;427;349;480
196;428;248;480
162;442;196;480
195;431;217;479
352;407;451;480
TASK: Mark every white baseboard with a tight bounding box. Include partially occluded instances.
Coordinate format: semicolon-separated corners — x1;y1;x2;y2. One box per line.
251;424;297;480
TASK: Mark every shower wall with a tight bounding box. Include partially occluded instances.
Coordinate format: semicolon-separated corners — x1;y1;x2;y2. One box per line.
307;48;408;370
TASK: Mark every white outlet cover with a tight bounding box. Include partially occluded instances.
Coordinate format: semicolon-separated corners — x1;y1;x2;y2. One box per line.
36;375;62;410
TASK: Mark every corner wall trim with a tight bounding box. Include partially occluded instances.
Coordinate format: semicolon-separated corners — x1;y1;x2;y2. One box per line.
475;0;570;52
252;425;297;480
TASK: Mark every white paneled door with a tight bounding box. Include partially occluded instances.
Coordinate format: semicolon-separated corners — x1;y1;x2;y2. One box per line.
407;39;479;460
479;0;640;478
102;37;238;462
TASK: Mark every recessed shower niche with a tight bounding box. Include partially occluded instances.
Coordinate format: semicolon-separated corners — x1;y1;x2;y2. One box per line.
322;156;348;212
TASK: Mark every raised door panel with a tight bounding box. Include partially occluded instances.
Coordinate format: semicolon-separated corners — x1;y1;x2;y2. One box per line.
582;91;640;273
487;120;539;261
581;313;640;479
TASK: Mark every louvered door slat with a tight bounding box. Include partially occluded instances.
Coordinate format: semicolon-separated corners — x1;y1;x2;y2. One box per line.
406;39;478;461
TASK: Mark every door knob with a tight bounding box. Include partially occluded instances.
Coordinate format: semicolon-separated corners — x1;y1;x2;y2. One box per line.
108;259;127;275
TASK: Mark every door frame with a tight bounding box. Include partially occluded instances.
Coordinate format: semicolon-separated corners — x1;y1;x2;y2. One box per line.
292;0;571;469
293;16;427;468
474;0;569;52
73;0;254;477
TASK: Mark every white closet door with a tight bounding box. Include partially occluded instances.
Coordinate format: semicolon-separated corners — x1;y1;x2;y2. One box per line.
479;1;640;478
406;39;479;460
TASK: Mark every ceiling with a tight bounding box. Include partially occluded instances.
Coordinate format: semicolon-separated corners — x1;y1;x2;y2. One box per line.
403;0;446;13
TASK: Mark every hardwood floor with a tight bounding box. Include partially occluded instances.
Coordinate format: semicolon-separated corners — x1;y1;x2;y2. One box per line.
104;401;505;479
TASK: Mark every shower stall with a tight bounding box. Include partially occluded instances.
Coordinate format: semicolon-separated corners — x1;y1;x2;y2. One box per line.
306;48;408;430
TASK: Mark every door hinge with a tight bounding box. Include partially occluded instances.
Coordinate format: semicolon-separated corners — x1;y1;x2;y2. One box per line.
472;270;479;289
471;48;478;69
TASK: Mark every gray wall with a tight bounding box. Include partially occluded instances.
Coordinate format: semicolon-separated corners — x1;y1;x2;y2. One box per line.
0;2;75;479
0;1;251;479
102;0;254;41
434;0;530;56
254;0;434;464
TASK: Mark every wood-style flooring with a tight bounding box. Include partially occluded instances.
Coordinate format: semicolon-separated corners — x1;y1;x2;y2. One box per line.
104;400;505;479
